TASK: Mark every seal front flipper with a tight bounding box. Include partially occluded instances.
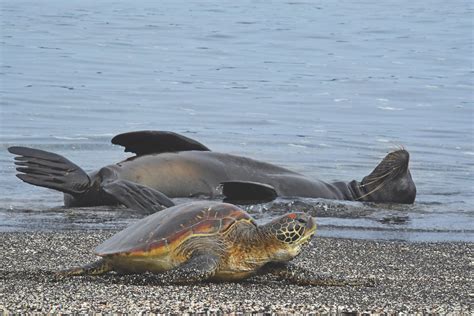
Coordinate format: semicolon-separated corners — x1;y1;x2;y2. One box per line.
111;131;210;156
8;146;91;195
221;181;278;204
102;180;175;214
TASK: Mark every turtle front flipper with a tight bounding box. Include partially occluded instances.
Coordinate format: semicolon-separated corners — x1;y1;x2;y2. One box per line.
102;179;175;214
57;259;112;277
162;253;219;284
261;262;375;287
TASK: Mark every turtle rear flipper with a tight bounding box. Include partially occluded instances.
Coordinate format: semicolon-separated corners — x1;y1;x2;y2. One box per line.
8;146;91;195
57;259;112;277
102;180;175;214
221;181;278;204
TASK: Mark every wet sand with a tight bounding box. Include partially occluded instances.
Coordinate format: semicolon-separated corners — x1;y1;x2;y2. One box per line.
0;231;471;314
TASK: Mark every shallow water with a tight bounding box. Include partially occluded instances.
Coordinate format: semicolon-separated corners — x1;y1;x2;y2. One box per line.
1;0;473;242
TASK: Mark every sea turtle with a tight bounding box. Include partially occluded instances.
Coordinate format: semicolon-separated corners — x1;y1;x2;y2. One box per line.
61;199;364;286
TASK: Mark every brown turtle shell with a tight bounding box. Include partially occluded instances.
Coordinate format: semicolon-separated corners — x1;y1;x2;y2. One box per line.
95;201;254;256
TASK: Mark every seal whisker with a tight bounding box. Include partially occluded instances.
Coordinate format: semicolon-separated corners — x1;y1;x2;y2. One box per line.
356;165;403;200
358;168;397;187
355;180;388;201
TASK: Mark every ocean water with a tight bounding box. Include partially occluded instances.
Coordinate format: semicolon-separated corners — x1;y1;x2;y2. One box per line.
1;0;473;241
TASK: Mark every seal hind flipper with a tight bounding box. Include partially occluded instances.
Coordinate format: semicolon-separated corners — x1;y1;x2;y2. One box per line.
221;181;278;204
102;180;175;214
111;131;210;156
8;146;91;195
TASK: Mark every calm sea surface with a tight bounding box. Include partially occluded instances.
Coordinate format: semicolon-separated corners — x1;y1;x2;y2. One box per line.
1;0;473;241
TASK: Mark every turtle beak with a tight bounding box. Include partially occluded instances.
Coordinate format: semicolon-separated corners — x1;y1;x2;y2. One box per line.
307;216;316;235
301;216;317;243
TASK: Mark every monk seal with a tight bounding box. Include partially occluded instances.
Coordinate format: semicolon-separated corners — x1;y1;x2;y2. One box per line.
8;130;416;210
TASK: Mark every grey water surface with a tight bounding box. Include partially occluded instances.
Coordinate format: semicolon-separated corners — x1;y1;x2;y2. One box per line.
1;0;473;241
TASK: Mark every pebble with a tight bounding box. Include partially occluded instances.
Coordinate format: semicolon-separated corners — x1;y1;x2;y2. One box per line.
0;232;472;314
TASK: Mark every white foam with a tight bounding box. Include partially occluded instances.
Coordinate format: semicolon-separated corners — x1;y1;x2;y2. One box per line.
127;123;148;127
52;136;89;140
288;143;307;148
378;106;404;111
180;108;197;115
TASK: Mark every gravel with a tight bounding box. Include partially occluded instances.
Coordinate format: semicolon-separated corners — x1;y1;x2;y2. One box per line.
0;231;472;314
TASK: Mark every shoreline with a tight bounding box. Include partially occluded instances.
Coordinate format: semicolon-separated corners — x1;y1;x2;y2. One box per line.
1;231;472;314
2;203;473;243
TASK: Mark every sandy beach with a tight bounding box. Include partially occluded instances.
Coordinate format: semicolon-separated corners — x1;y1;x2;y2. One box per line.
0;231;471;314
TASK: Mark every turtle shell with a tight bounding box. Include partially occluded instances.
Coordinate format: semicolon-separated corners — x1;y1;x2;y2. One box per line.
95;201;253;256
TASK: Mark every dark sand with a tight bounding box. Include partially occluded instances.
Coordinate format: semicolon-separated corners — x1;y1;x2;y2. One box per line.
0;231;472;314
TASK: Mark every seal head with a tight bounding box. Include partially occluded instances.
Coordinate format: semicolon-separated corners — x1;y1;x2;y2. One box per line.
352;149;416;204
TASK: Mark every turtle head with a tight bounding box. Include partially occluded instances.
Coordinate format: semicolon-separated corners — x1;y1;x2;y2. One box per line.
263;212;316;261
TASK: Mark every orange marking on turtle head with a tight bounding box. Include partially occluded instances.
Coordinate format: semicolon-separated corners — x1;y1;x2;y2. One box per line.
287;213;297;219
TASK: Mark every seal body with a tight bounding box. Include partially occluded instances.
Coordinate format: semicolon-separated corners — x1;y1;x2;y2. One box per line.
9;131;416;207
103;151;347;199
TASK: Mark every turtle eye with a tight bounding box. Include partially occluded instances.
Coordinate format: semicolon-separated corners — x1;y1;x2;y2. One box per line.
297;218;307;224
